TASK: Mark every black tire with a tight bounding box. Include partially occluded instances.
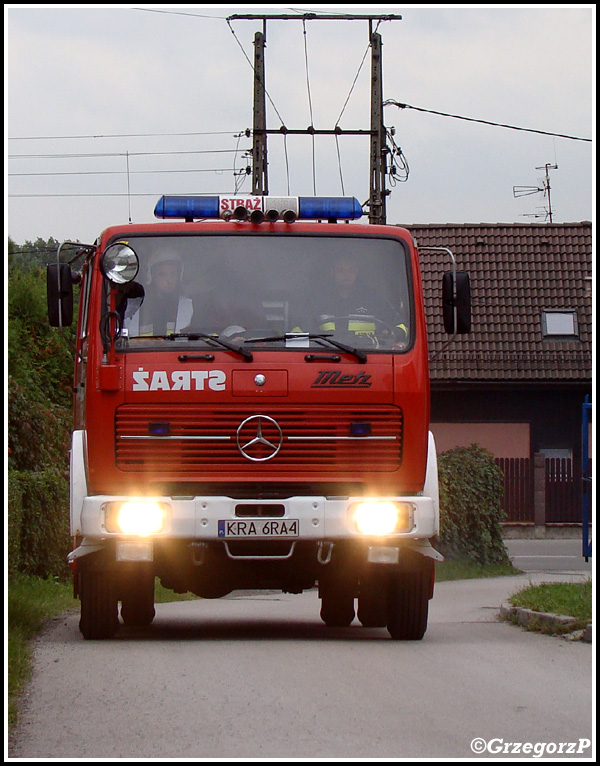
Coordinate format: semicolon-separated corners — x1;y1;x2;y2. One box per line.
79;568;119;640
386;570;430;641
320;585;356;627
120;571;156;627
357;575;388;628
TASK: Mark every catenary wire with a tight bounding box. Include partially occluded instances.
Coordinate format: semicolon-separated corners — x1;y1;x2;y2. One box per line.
226;18;292;194
335;20;380;127
302;19;317;195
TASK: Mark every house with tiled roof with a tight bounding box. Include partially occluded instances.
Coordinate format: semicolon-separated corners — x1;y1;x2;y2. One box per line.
409;221;592;525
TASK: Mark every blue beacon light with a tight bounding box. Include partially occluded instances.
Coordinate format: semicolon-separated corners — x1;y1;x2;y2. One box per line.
154;195;364;221
154;196;220;220
298;197;363;220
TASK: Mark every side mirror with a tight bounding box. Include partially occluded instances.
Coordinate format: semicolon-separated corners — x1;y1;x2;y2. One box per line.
47;263;79;327
442;271;471;334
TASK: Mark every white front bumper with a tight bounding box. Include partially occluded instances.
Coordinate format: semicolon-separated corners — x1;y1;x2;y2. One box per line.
79;494;439;541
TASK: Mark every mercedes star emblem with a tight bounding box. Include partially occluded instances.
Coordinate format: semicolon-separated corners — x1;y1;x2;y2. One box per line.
236;415;283;462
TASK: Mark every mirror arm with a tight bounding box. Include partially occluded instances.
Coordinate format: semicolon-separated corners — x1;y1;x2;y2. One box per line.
418;246;458;360
55;241;95;328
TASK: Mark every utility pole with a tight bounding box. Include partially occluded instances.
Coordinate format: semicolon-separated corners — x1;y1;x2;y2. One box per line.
229;13;401;222
369;30;387;225
252;30;268;195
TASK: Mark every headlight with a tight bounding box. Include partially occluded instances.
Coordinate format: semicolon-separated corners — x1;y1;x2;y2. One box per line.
352;501;413;535
104;500;168;535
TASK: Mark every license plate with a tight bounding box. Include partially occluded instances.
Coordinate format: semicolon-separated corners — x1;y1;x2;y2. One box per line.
218;519;299;538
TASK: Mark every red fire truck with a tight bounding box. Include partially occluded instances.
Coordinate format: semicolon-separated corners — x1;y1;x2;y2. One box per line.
47;194;470;640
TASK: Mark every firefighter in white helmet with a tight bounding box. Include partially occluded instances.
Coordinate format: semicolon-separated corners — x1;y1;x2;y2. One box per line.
125;250;194;337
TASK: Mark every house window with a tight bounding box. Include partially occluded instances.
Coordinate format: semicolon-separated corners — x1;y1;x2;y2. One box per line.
541;309;579;340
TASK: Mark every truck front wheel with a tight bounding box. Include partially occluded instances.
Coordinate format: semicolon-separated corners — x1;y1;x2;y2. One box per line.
120;569;156;627
357;570;388;627
319;583;356;627
386;566;432;641
79;566;119;640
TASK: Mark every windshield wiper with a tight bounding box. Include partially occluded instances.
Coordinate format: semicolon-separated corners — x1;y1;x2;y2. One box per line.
244;333;367;363
167;332;253;361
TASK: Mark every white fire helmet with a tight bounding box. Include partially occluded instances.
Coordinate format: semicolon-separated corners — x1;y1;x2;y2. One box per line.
146;249;184;284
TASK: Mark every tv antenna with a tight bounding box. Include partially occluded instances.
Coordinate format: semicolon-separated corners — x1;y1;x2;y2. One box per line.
513;163;558;222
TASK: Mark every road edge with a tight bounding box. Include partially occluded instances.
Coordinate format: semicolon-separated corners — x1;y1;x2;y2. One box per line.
499;601;592;642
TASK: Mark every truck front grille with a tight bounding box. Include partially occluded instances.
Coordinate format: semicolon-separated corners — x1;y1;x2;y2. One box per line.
115;405;402;474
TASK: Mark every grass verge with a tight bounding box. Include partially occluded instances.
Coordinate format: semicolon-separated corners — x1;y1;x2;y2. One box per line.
8;574;79;729
507;580;592;635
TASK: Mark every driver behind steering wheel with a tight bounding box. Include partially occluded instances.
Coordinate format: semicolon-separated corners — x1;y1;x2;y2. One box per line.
312;254;408;348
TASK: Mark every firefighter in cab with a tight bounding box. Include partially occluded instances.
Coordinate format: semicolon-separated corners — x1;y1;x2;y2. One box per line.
124;250;194;337
313;253;408;347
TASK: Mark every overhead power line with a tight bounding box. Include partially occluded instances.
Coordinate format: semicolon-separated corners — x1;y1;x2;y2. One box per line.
8;149;248;160
132;7;226;20
383;100;592;142
9;167;245;177
8;130;248;141
8;193;227;199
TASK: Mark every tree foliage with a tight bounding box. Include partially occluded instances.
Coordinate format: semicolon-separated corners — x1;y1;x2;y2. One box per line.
437;444;510;565
8;236;78;271
8;264;76;407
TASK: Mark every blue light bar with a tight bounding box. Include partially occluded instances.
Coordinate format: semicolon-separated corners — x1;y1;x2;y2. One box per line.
154;196;219;220
154;195;364;221
298;197;363;220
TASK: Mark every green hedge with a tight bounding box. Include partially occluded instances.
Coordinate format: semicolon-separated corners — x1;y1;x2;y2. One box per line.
8;252;76;582
8;469;71;579
8;382;71;473
8;382;72;580
437;443;509;565
7;472;24;576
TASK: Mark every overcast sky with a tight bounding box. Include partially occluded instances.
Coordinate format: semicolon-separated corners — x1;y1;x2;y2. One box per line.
6;4;594;245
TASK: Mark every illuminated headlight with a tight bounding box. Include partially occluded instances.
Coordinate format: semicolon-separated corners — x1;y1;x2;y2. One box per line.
352;501;413;535
104;500;168;535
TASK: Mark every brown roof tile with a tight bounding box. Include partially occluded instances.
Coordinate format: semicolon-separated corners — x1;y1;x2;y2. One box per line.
407;222;592;381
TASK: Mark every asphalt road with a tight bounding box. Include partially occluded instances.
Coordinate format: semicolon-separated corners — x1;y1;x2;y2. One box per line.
504;537;593;574
9;568;593;760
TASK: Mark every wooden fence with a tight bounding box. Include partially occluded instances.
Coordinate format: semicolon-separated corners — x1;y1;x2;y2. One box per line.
495;458;534;523
544;458;584;524
495;457;588;525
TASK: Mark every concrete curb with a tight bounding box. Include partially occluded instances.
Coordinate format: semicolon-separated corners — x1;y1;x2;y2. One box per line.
500;602;592;643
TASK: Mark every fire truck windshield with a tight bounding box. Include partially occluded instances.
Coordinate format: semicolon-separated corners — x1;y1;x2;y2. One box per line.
114;234;412;352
